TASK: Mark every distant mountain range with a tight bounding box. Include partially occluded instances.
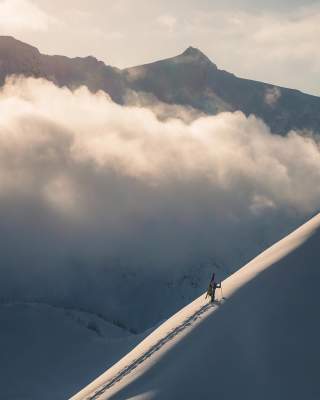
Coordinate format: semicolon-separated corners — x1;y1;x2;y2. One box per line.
1;36;319;134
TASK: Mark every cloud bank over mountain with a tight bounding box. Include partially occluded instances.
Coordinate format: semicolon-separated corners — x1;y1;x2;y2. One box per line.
0;76;319;327
2;76;319;210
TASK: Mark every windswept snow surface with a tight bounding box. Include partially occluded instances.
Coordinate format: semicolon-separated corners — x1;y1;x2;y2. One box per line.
72;213;320;400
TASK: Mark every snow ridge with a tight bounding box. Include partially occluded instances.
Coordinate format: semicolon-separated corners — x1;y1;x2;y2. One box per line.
74;213;320;400
86;300;219;399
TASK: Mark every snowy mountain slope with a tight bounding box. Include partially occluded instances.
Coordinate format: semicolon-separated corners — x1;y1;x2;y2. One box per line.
2;35;320;399
0;302;143;400
72;212;320;400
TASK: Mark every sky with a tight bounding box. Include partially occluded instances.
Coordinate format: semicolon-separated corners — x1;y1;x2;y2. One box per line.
0;0;319;95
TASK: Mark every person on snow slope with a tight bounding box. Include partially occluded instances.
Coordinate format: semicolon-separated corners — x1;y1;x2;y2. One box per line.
206;273;221;303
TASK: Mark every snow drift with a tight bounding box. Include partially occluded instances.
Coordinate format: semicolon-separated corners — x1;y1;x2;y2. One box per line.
73;212;320;400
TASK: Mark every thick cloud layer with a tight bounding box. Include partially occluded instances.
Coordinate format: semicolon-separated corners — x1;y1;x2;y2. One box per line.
0;76;319;327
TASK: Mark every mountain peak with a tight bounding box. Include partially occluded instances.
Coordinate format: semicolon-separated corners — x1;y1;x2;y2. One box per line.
0;35;39;51
182;46;203;56
180;46;216;67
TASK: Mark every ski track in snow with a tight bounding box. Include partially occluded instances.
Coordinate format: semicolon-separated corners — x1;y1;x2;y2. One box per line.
86;300;219;400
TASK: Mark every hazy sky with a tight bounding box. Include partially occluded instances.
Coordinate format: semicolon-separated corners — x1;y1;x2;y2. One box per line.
0;0;319;95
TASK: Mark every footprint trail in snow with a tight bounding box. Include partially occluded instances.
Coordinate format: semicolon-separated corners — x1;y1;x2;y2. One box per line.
87;300;221;400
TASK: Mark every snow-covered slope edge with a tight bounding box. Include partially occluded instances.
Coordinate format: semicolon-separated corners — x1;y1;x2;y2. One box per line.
71;212;320;400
